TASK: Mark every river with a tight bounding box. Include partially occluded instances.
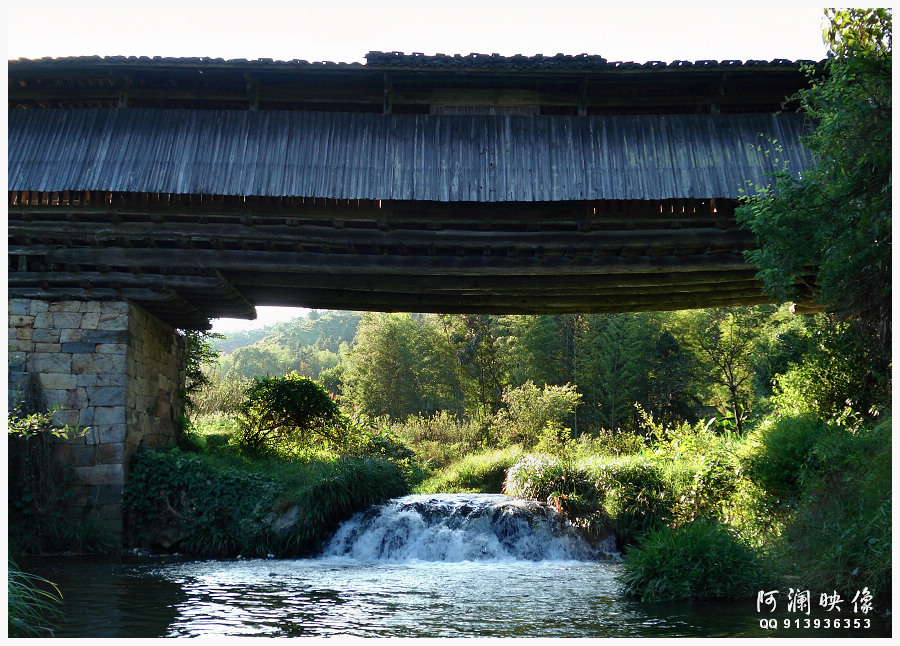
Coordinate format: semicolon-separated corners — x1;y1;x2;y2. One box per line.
19;494;890;638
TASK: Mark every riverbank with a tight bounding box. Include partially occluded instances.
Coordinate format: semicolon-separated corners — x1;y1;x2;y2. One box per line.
9;408;891;636
121;408;891;613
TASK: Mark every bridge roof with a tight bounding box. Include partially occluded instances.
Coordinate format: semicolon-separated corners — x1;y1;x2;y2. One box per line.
8;53;821;325
9;109;812;201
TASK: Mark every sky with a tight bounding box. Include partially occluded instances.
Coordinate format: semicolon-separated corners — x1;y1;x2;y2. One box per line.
7;1;832;334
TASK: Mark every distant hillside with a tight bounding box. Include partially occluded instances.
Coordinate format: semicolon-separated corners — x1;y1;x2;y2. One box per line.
211;310;361;355
211;327;277;354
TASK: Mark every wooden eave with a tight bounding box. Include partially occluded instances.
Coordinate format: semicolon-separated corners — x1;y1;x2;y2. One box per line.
8;192;820;328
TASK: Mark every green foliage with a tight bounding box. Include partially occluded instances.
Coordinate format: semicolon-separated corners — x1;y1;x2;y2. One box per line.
618;519;772;602
124;445;280;557
736;9;891;357
343;415;425;485
124;443;410;558
589;456;673;544
439;314;509;422
278;457;410;554
416;446;524;494
180;329;224;410
643;329;703;426
190;373;250;417
771;416;892;606
588;314;648;431
687;307;769;433
235;373;345;454
225;344;292;381
748;305;810;406
343;313;464;419
8;382;114;555
489;381;581;449
742;415;833;505
383;411;482;468
770;315;886;425
8;557;65;638
504;453;600;514
577;429;646;457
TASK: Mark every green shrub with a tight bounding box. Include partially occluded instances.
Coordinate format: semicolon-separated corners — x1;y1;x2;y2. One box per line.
124;445;280;557
385;411;482;468
236;373;346;455
618;518;772;601
503;453;607;531
742;415;833;504
347;420;427;487
190;373;249;416
588;428;647;456
589;456;674;544
769;317;887;426
283;457;409;553
489;381;581;449
8;557;65;637
504;454;589;501
124;445;410;558
8;403;115;555
670;453;742;526
418;446;524;494
774;416;892;608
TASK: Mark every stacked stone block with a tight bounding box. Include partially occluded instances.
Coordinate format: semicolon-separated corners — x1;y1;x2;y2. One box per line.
8;299;184;540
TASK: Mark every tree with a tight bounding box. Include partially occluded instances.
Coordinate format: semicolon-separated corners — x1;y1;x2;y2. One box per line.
736;9;891;362
180;330;224;410
439;314;508;423
582;314;648;432
690;308;767;434
343;313;462;419
489;381;581;449
224;344;290;380
645;329;703;426
235;372;345;453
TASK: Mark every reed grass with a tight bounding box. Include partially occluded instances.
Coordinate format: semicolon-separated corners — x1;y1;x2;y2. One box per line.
415;446;524;494
8;558;65;637
618;518;772;601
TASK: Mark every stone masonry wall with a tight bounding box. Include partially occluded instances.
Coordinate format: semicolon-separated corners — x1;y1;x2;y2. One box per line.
8;299;184;540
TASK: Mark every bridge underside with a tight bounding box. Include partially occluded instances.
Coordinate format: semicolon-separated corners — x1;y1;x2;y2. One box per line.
8;191;818;328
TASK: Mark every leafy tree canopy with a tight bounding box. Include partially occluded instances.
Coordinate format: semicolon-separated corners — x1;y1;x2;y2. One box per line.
236;373;345;454
736;8;891;359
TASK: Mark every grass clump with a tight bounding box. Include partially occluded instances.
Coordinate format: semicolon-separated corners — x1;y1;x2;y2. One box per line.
383;411;482;469
8;557;65;637
124;444;408;557
618;518;772;601
587;455;674;545
771;415;892;607
742;415;834;505
416;446;524;493
284;457;410;553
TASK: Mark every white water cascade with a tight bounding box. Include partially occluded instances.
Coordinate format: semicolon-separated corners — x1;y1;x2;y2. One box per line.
321;493;617;562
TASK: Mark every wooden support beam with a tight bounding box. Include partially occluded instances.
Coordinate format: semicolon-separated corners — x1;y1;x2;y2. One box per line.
31;245;755;276
238;286;777;315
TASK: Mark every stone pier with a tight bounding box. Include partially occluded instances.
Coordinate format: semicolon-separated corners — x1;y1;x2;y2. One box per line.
8;299;185;540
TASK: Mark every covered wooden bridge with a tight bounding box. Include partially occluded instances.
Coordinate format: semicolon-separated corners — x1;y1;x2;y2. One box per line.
9;52;821;329
8;51;823;539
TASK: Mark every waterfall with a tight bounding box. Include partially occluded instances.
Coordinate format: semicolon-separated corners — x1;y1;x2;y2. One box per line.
321;493;617;562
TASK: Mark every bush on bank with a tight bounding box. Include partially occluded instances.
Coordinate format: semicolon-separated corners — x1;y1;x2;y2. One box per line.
617;518;772;601
497;411;890;607
765;415;892;609
124;445;408;557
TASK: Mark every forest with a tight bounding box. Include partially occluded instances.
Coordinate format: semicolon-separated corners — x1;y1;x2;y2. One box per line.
202;306;876;442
